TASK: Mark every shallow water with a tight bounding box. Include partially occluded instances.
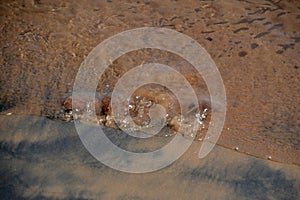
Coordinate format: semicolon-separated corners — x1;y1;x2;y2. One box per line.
0;115;299;199
0;0;300;198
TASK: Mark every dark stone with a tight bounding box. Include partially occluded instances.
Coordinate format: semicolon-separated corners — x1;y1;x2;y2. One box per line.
276;50;284;54
251;43;259;49
194;8;201;12
0;98;17;112
238;51;247;57
206;37;213;41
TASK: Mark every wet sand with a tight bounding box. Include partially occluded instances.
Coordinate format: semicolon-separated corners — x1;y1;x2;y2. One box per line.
0;0;299;199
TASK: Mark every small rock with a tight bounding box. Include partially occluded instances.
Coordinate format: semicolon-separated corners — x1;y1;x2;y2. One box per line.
238;51;247;57
206;37;213;41
101;96;111;115
168;116;180;132
251;43;259;49
105;115;117;129
62;96;101;113
175;24;183;32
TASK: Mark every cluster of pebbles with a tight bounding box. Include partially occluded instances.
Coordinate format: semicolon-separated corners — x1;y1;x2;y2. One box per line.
60;93;209;139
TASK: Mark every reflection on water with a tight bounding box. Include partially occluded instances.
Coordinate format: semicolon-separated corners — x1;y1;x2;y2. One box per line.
0;115;299;199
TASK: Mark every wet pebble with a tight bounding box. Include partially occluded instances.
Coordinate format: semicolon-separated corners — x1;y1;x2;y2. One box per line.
267;156;272;160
